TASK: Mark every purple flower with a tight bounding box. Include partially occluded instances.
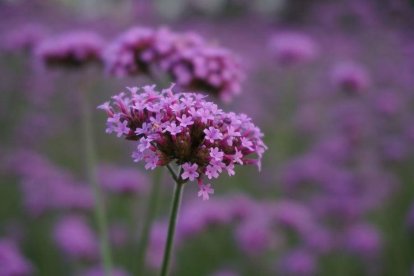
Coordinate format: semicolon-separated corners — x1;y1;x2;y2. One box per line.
104;27;202;76
99;84;267;199
204;127;223;142
168;46;244;102
2;23;48;53
35;31;105;69
53;215;99;261
343;223;382;258
9;151;93;216
104;27;243;101
0;239;33;276
182;163;199;181
331;61;371;93
277;249;316;276
146;222;182;269
235;216;276;256
97;164;149;195
197;183;214;200
177;114;194;127
268;32;319;66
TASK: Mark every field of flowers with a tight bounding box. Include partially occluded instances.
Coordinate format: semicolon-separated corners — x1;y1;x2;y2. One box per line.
0;0;413;275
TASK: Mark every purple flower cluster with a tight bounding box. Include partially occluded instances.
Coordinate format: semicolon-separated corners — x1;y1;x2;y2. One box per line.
104;27;244;101
331;61;371;93
53;215;99;261
34;31;105;68
268;32;319;66
9;151;93;217
146;194;325;272
97;164;149;195
1;23;48;53
0;239;33;276
99;84;266;199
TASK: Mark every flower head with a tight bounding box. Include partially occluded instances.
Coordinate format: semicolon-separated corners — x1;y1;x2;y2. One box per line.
2;23;48;53
99;84;267;199
268;32;319;66
35;31;105;69
331;61;371;93
198;183;214;200
53;215;99;261
104;27;243;101
0;239;33;276
104;27;201;77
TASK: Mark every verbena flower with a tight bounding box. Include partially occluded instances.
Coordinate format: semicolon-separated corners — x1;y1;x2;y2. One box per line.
99;84;267;199
9;151;93;216
2;23;48;53
268;32;319;66
104;27;202;77
104;27;243;101
53;215;99;261
277;248;316;276
35;31;105;69
98;164;149;195
331;61;371;93
0;239;33;276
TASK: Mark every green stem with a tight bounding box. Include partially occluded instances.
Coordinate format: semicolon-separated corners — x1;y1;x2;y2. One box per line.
81;90;113;276
160;167;184;276
136;168;164;275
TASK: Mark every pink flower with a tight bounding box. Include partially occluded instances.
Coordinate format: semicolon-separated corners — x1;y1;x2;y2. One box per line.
204;127;223;142
104;27;243;101
198;183;214;200
99;84;267;199
182;163;199;181
268;32;319;66
35;31;104;69
177;114;194;128
210;147;224;161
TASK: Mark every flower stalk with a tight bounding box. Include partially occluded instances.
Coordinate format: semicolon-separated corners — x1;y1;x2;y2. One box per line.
135;168;163;275
160;166;185;276
81;89;113;276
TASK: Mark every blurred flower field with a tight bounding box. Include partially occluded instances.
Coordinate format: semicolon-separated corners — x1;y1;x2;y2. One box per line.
0;0;414;275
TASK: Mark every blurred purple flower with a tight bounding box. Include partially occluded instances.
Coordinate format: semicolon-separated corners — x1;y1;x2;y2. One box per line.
9;151;93;216
178;199;233;237
97;164;149;195
235;215;276;256
374;90;402;116
35;31;104;69
146;222;181;269
104;27;243;100
343;223;382;258
53;215;99;261
0;238;33;276
277;248;316;276
2;23;48;53
268;32;319;66
331;61;371;93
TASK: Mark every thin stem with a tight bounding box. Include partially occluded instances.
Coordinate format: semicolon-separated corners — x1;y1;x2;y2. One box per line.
135;168;164;275
80;90;113;276
160;167;184;276
166;163;179;183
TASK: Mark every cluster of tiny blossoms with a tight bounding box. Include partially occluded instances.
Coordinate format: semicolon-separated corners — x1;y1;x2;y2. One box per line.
104;27;244;101
99;84;267;200
35;31;105;68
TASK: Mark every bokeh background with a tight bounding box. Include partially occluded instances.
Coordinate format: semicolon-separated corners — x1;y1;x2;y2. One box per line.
1;0;414;275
